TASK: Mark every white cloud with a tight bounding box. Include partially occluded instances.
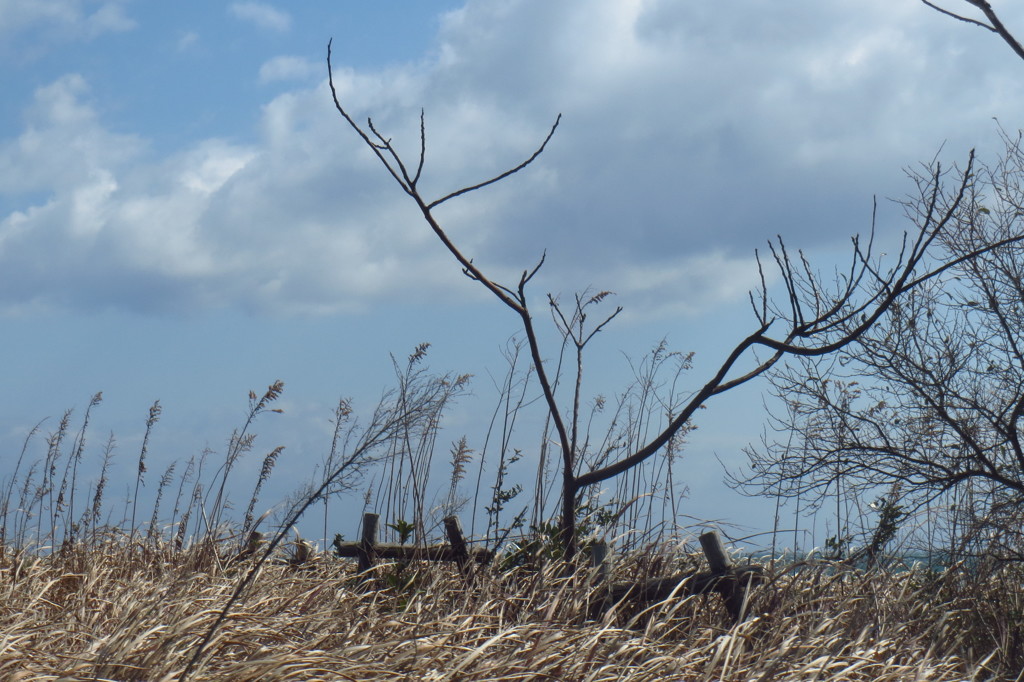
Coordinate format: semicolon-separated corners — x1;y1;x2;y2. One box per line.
259;56;319;84
0;0;135;39
2;0;1024;318
82;1;134;37
229;2;291;32
414;0;1024;265
177;30;199;52
0;77;255;312
0;75;145;193
0;74;460;315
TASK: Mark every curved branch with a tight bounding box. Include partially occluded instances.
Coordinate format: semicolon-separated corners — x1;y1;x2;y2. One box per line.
921;0;997;31
427;115;562;210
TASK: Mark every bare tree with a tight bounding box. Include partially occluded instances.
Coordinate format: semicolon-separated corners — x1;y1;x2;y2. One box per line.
326;41;1022;557
737;132;1024;559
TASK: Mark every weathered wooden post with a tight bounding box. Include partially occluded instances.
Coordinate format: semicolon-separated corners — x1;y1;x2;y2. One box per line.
699;530;732;573
591;540;609;575
443;515;470;575
357;512;379;575
700;530;749;623
588;540;610;619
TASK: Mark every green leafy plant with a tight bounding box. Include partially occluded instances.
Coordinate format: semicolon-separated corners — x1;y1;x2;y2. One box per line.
387;518;415;545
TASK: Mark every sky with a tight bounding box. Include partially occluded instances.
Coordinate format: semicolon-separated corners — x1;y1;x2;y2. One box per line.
2;0;1023;552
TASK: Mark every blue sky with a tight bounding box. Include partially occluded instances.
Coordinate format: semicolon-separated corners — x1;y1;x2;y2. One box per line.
2;0;1023;550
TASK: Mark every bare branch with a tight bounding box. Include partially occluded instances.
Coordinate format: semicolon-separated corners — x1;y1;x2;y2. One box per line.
520;251;547;290
427;114;562;210
327;41;411;195
922;1;1024;63
581;306;623;347
920;0;997;31
413;109;426;187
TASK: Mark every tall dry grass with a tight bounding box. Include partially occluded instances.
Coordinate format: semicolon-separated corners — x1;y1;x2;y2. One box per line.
2;346;1021;679
1;538;1020;681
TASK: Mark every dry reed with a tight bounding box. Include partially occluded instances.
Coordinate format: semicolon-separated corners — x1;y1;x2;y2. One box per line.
0;539;1020;681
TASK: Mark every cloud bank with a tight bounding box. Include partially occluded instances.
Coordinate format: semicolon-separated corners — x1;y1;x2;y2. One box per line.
1;0;1022;318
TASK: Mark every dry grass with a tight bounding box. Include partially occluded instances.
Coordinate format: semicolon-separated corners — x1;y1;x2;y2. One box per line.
1;539;1021;681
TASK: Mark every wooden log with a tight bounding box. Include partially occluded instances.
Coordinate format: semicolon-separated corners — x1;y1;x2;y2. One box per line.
357;513;379;574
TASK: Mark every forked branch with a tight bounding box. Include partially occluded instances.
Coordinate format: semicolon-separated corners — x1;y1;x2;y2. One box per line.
326;42;576;537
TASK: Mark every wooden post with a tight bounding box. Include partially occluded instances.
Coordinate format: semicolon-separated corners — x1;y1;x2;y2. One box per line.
699;530;732;572
590;540;609;586
588;540;610;620
700;530;747;622
357;513;379;574
443;515;470;575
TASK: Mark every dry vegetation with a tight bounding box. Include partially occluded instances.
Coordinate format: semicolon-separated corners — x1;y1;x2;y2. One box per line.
0;344;1020;680
1;537;1021;681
